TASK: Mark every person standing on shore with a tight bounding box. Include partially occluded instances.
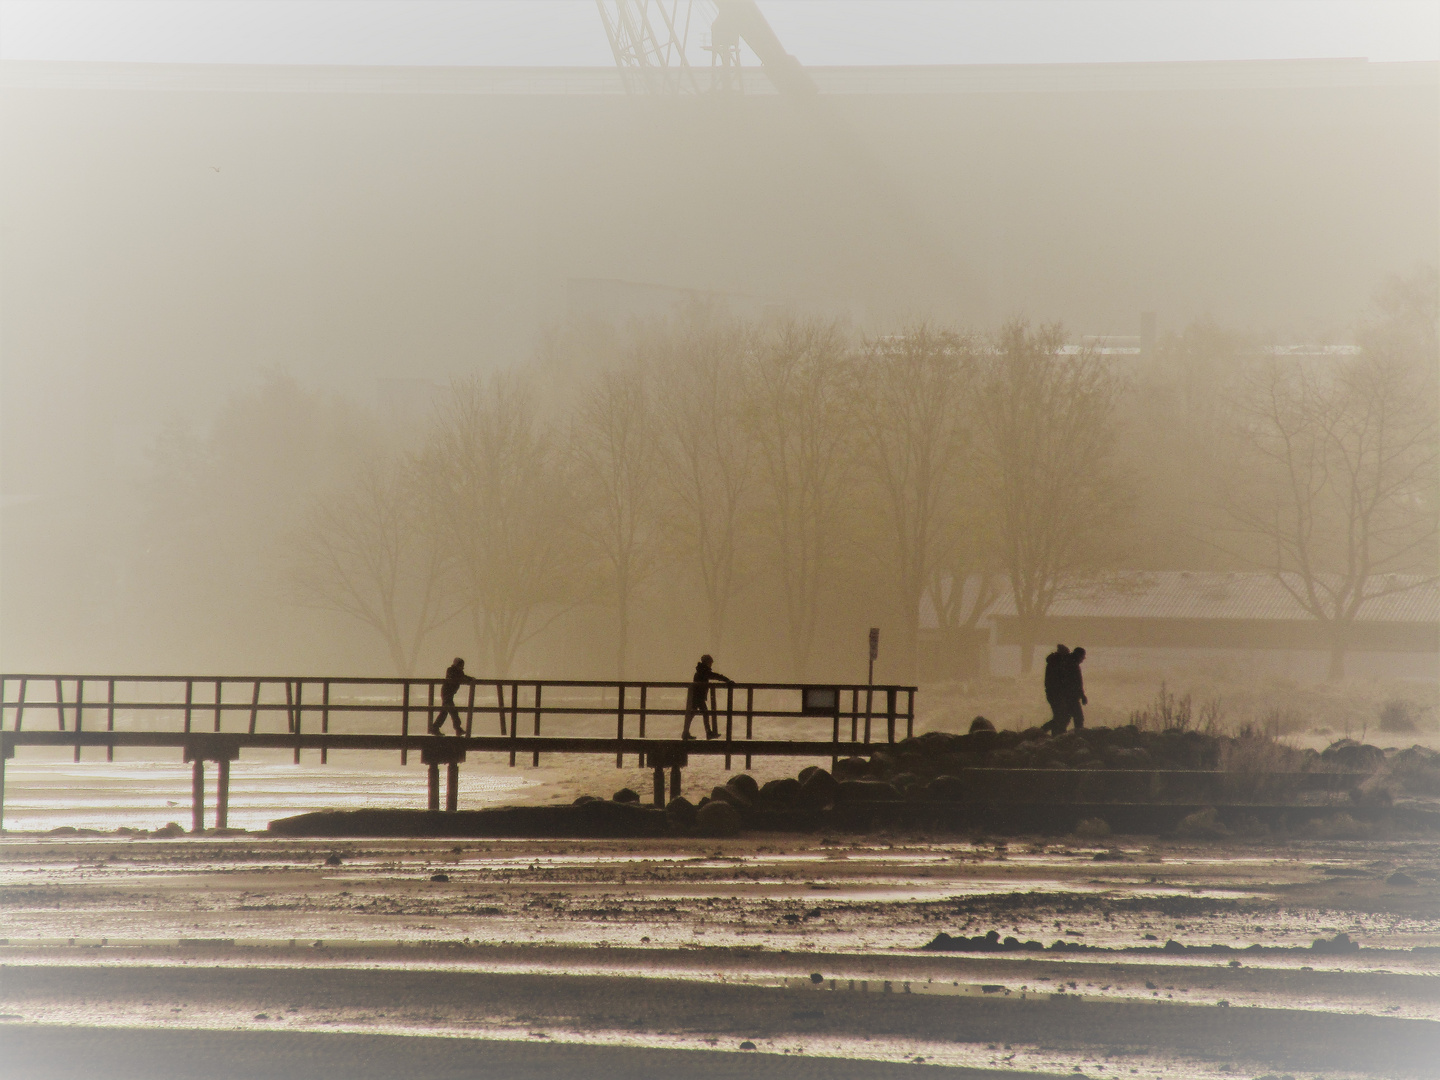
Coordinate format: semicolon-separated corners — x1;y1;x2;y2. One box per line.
430;657;476;736
1043;646;1087;735
682;654;733;741
1042;644;1070;732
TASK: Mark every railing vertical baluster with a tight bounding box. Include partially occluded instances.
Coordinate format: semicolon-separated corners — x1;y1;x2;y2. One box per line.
465;682;476;737
615;684;625;768
249;680;260;734
73;679;83;761
532;684;542;767
724;684;733;770
401;681;410;766
907;689;915;739
54;678;66;731
320;681;330;765
831;700;839;769
106;679;115;762
851;688;858;742
508;682;519;767
14;677;26;731
183;680;192;734
494;683;506;735
213;679;223;733
864;685;873;745
426;683;435;737
744;687;753;770
638;684;647;739
285;681;294;733
293;681;303;764
886;688;897;744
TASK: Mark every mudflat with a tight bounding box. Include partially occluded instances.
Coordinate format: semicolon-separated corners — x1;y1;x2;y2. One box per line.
2;830;1438;1077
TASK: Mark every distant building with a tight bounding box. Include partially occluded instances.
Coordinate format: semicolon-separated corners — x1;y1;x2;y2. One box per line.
921;572;1439;681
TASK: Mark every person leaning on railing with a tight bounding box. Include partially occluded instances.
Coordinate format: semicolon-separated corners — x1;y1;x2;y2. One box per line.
682;654;733;741
430;658;477;736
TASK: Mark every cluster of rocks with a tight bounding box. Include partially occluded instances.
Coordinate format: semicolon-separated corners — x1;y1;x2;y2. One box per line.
923;929;1372;955
592;766;843;837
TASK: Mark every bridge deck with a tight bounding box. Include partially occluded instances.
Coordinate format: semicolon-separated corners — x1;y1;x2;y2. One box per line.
0;675;917;831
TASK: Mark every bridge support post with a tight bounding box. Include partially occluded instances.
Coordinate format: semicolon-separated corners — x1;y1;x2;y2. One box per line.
184;737;240;835
216;758;231;830
191;759;205;833
422;743;467;813
0;738;12;831
652;764;665;806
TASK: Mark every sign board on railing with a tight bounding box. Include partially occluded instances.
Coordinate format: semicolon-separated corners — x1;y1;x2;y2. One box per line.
801;686;839;715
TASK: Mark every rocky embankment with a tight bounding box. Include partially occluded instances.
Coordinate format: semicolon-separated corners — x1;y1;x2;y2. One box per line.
613;722;1440;840
270;725;1440;838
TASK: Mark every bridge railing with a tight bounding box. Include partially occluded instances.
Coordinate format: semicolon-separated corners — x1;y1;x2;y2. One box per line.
0;675;917;770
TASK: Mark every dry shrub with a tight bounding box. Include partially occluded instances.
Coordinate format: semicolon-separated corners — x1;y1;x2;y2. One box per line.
1219;734;1305;774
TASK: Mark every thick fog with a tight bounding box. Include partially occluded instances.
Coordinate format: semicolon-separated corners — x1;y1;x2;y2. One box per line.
0;36;1436;684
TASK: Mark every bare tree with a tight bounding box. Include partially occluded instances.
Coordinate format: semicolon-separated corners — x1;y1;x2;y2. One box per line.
287;454;455;677
977;320;1131;673
651;313;757;651
570;363;662;678
1229;348;1438;679
853;325;978;677
424;373;576;677
741;320;854;679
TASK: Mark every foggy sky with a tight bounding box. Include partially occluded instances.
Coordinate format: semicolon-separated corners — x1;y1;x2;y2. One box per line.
3;0;1438;67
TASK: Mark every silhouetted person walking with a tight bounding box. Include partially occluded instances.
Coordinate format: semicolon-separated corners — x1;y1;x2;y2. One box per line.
431;657;476;736
682;654;733;741
1042;643;1070;732
1043;646;1087;735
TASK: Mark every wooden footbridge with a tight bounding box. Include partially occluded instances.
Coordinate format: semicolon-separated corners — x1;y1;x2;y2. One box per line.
0;675;916;831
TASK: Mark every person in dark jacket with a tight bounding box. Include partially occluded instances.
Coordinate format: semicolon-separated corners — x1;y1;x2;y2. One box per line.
1042;644;1070;733
430;657;476;736
1044;646;1088;734
682;654;734;741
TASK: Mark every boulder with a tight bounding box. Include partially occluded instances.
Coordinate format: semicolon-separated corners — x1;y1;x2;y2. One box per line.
796;767;838;810
665;795;697;828
968;716;996;734
725;774;760;801
1321;739;1386;772
707;785;753;812
758;777;802;804
573;795;602;805
833;757;870;781
835;780;902;802
612;787;640;803
695;799;743;837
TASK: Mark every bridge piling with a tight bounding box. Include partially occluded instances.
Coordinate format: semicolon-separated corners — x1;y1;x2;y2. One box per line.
216;758;231;829
446;762;459;812
191;759;205;833
73;680;83;762
106;679;115;762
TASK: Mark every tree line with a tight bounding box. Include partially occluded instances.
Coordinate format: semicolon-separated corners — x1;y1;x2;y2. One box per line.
276;271;1435;682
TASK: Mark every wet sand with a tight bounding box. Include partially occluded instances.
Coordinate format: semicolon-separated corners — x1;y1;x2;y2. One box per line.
3;829;1438;1077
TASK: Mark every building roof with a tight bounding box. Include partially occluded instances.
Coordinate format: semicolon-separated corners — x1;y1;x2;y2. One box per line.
926;571;1440;629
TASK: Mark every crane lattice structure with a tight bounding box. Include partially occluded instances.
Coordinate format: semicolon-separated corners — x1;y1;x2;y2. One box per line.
595;0;814;97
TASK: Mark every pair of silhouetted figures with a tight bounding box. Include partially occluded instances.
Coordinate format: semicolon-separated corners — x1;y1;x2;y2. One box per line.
428;654;734;740
1042;644;1087;735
